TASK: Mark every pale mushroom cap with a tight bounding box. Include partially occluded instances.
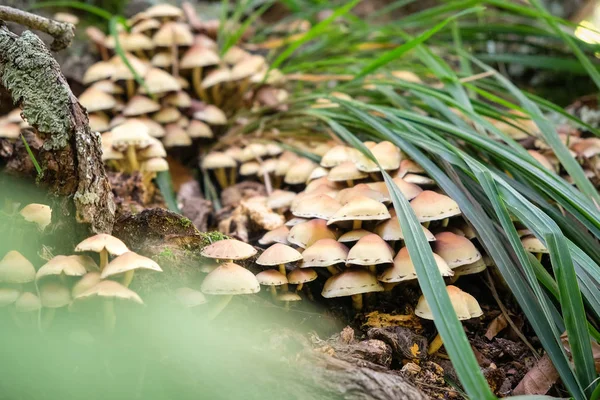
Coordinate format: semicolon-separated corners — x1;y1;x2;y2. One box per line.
379;247;452;283
153;107;181;124
267;190;296;210
201;262;260;295
346;234;394;266
0;287;20;307
91;80;123;95
37;255;97;280
453;258;487;276
0;251;36;283
188;120;213;138
139;139;167;158
141;157;169;172
79;87;116;112
0;122;21;139
239;143;268;162
291;194;341;220
131;18;161;34
403;174;435;186
321;145;351;168
201;239;257;260
256;243;303;266
231;55;266;80
39;281;71;308
338;229;372;243
111;119;151;148
76;280;143;304
337;184;388;205
277;292;302;302
101;252;162;279
308;166;329;182
123;95;161;116
433;232;481;268
302;238;349;267
240;161;260;176
19;203;52;230
415;285;482;320
259;225;290;246
202;152;237;169
355;141;401;172
386;177;423;201
175;287;207;307
287;219;338;248
410;191;461;223
322;268;384;298
145;3;184;18
83;61;115;84
15;292;41;312
163;124;192;147
285;217;309;227
390;70;422;83
259;158;279;177
374;210;435;241
288;267;318;284
75;234;129;256
284;158;317;185
328;161;368;182
153;22;193;47
327;195;390;225
256;269;288;286
521;235;549;254
223;46;250;64
142;68;182;94
181;45;220;68
193;105;227;125
110;53;149;81
89;113;110;132
202;67;232;88
72;272;102;298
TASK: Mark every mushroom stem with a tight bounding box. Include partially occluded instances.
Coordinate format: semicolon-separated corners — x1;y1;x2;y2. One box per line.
327;266;339;275
99;249;109;271
207;295;232;320
237;78;250;98
135;50;146;60
428;333;444;355
192;67;206;99
536;253;542;262
346;179;354;187
97;44;108;61
383;282;398;291
296;283;304;292
441;218;449;228
269;286;277;299
126;79;135;100
368;265;376;274
104;299;116;334
278;264;289;291
122;270;135;287
353;220;362;230
41;308;56;331
351;294;363;311
212;85;222;106
273;175;281;189
229;168;237;187
126;146;140;172
448;273;460;284
283;300;290;311
422;221;430;229
304;286;314;301
214;168;228;188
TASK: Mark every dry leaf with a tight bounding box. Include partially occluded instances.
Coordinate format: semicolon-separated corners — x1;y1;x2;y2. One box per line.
512;354;558;395
485;314;508;340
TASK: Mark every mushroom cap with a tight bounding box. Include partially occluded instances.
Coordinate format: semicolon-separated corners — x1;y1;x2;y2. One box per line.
75;234;129;256
89;113;110;132
83;61;115;84
415;285;482;320
111;119;152;148
110;53;149;81
201;262;260;295
188;120;213;138
39;281;71;308
328;161;368;182
181;45;220;69
288;267;318;284
37;255;97;280
410;191;461;222
433;232;481;268
285;217;309;227
223;46;250;64
76;280;143;304
403;174;435;186
521;235;549;254
123;95;161;116
337;184;388;205
302;238;349;267
308;166;329;182
284;158;317;185
287;219;338;248
101;252;162;279
141;157;169;172
370;177;423;201
0;251;36;284
202;152;237;169
141;68;181;94
453;258;487;276
379;247;452;283
0;122;21;139
145;3;184;18
259;225;290;246
291;194;341;220
240;161;260;176
91;80;123;95
131;18;161;34
321;145;351;168
163;124;192;147
338;229;372;243
79;87;116;112
138;139;167;160
354;141;401;172
374;209;435;241
153;107;181;124
322;268;384;298
527;150;554;171
19;203;52;230
277;292;302;302
267;190;296;210
256;243;303;266
202;67;232;88
231;55;266;80
153;22;193;47
327;195;390;225
256;269;288;286
15;292;41;312
72;272;102;298
346;234;394;266
175;287;207;307
0;287;20;307
193;105;227;125
201;239;257;260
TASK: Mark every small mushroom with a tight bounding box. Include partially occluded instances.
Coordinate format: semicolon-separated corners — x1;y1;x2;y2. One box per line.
101;252;162;287
256;269;288;298
378;247;453;290
322;267;383;310
521;235;549;261
259;225;290;246
410;191;461;228
288;267;317;292
338;229;372;244
277;291;302;310
327;195;390;230
433;232;481;268
19;203;52;231
346;234;394;274
287;219;338;249
0;251;36;285
175;287;207;308
201;152;237;188
256;243;303;291
36;255;97;281
75;234;129;270
328;161;368;187
200;239;257;262
39;281;71;330
302;238;349;275
291;194;341;220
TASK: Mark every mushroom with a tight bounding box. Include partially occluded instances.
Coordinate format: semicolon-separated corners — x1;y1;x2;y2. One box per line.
71;272;102;298
101;252;162;287
336;184;388;205
346;234;394;274
338;229;372;244
0;251;36;285
78;87;116;113
256;243;303;291
322;267;383;310
0;287;20;307
256;269;288;298
19;203;52;231
75;234;129;270
287;219;338;249
193;104;227;125
200;239;257;262
288;267;317;292
410;191;461;228
175;287;207;308
302;238;349;275
180;44;220;98
39;281;71;330
403;174;435;186
267;190;296;212
200;262;260;319
259;225;290;246
354;141;401;174
415;285;482;354
36;255;97;281
140;157;169;188
328;161;368;187
321;145;352;168
291;194;341;220
276;291;302;310
374;208;435;247
111;119;152;172
284;158;317;185
433;232;481;268
14;292;41;328
367;177;423;201
327;195;390;230
378;247;453;290
201;152;237;188
521;235;549;261
123;95;161;117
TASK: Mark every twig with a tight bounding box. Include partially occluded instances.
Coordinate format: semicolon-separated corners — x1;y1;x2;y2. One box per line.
0;6;74;51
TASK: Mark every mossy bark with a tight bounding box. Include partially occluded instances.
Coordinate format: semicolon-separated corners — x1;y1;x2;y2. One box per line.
0;27;114;233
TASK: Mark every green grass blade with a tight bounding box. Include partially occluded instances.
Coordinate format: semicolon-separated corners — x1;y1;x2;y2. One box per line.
28;1;113;20
155;171;181;214
20;134;42;179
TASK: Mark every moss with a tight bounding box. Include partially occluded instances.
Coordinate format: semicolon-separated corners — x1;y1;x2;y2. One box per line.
199;231;229;247
0;31;72;149
179;217;192;228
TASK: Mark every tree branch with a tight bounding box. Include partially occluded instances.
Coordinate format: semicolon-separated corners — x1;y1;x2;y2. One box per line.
0;6;74;51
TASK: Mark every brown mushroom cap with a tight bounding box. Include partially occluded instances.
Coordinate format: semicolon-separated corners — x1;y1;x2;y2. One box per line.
153;22;193;47
354;141;402;172
111;119;152;149
521;235;549;254
379;247;452;283
374;209;435;241
527;150;554;171
433;232;481;268
0;287;20;307
72;272;102;298
79;87;116;112
346;234;394;266
338;229;372;243
83;61;115;84
145;3;183;19
337;184;388;205
0;251;36;284
201;239;257;260
453;258;487;276
377;177;423;201
288;268;318;284
259;225;290;246
327;195;390;225
141;68;181;94
410;191;461;222
193;105;227;125
302;238;349;267
76;280;143;304
101;252;162;279
287;219;338;248
403;174;435;186
256;244;303;266
75;234;129;256
201;152;237;169
175;287;207;307
15;292;41;312
267;190;296;211
39;281;71;308
19;203;52;230
322;268;384;298
415;285;482;320
284;158;317;185
201;262;260;295
256;269;288;286
328;161;368;182
188;120;213;139
123;95;161;116
37;255;97;280
291;194;341;220
321;145;352;168
277;292;302;302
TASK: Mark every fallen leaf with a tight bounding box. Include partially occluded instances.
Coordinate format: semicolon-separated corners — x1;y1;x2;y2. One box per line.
512;354;558;395
485;313;508;340
363;311;422;331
